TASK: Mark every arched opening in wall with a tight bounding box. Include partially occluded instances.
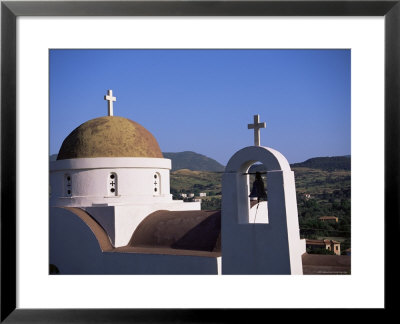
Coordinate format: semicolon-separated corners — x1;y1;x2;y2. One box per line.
108;172;118;196
246;162;268;224
153;172;161;195
64;174;72;197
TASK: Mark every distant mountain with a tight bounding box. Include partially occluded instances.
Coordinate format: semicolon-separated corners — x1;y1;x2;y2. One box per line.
291;156;351;171
49;151;224;172
249;155;351;173
163;151;225;172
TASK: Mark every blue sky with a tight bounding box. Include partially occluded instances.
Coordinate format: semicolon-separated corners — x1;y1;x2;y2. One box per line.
50;49;350;165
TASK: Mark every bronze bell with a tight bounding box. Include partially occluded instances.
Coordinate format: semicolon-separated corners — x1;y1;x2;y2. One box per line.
249;172;267;201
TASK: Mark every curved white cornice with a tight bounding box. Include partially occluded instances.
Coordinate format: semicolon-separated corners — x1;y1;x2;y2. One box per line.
50;157;171;171
225;146;291;173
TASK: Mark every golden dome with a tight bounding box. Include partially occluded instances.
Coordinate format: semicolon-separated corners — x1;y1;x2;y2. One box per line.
57;116;163;160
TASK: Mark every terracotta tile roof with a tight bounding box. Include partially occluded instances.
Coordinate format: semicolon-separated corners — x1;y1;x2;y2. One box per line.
306;239;341;246
306;239;326;246
319;216;338;220
113;246;221;258
129;209;221;252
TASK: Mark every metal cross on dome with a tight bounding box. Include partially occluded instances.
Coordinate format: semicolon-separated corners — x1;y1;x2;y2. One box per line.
104;89;116;116
248;114;266;146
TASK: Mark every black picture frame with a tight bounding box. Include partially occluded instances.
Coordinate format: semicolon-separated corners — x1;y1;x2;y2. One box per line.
1;0;398;322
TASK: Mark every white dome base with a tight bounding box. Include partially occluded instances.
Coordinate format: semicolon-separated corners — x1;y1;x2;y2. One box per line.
50;157;175;208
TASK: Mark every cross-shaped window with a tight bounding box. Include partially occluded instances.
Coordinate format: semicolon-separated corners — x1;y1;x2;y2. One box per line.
108;172;118;196
153;173;160;195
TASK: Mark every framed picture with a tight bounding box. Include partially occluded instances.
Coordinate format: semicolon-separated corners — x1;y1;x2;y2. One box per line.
1;0;397;321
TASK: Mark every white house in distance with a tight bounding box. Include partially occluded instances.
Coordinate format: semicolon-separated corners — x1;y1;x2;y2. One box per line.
49;90;307;275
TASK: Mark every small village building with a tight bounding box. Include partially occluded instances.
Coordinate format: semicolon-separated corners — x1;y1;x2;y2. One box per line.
199;192;207;197
319;216;339;223
306;239;341;255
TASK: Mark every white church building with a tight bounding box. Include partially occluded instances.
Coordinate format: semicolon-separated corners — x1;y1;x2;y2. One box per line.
49;90;306;275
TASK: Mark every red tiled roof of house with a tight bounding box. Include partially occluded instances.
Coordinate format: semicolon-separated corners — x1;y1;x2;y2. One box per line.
319;216;338;220
306;239;341;245
306;239;326;246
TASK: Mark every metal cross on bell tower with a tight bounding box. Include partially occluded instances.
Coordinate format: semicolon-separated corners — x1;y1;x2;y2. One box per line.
104;89;116;116
247;114;266;146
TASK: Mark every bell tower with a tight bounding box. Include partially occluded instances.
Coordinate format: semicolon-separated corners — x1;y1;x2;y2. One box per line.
221;115;305;274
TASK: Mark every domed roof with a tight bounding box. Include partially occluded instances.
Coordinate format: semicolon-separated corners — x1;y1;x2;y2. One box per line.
57;116;163;160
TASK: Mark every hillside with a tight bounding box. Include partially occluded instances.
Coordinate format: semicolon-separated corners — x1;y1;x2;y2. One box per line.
291;156;350;171
163;151;225;172
170;169;223;210
170;169;222;195
248;155;350;173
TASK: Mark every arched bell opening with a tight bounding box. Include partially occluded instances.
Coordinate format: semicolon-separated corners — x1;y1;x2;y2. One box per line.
223;146;291;225
233;159;272;225
235;161;269;224
247;162;269;224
